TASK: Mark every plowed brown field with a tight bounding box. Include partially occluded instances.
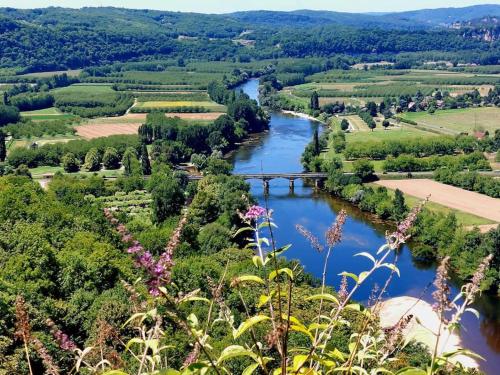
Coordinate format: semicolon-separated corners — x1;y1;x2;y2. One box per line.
375;179;500;222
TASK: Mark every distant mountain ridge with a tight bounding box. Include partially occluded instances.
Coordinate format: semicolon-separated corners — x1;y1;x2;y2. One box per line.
230;4;500;29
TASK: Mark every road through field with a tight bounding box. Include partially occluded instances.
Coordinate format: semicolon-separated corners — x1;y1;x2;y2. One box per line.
375;179;500;222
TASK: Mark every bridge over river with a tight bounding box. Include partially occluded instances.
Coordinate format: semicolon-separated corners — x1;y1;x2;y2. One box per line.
188;172;328;192
35;170;500;193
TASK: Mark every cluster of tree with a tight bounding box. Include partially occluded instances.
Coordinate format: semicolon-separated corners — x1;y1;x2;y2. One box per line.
54;92;134;118
357;110;377;131
301;128;329;171
58;145;150;175
2;74;78;112
1;118;76;139
131;106;215;114
138;113;250;164
209;82;270;134
322;101;346;115
0;105;20;126
382;152;491;172
0;174;138;372
434;167;500;198
8;92;54;111
343;136;474;160
414;217;500;294
485;85;500;106
6;135;139;168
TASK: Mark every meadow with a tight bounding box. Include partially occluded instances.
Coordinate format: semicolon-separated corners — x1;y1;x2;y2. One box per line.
20;107;77;121
400;107;500;134
134;100;226;112
288;69;500;106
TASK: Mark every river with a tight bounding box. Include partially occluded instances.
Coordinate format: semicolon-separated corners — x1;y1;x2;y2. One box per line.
229;79;499;374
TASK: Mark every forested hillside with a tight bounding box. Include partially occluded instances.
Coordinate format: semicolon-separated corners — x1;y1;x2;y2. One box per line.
1;6;500;73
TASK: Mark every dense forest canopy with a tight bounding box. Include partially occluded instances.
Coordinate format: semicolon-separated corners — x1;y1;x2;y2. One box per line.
0;6;499;72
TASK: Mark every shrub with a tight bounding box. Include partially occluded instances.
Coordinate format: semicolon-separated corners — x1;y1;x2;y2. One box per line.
61;152;79;173
197;222;233;254
84;147;101;172
102;147;120;170
0;105;20;126
352;159;375;181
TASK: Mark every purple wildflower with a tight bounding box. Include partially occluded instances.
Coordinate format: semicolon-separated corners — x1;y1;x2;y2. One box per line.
432;256;452;319
46;319;77;352
244;205;267;220
104;209;187;296
296;224;324;253
386;202;424;249
326;209;347;248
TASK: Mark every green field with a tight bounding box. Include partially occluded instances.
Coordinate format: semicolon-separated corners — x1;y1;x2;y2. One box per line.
135;100;226;112
400;107;500;135
52;84;115;94
289;68;500;100
21;107;78;121
19;69;82;78
30;166;124;178
345;124;436;143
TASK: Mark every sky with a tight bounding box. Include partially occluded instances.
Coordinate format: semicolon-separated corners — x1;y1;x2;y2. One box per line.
1;0;500;13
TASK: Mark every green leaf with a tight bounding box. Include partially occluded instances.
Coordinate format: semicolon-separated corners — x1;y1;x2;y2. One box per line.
252;255;263;268
217;345;258;363
326;348;345;362
125;337;144;351
465;307;480;319
269;267;294;281
258;237;270;247
380;263;400;277
355;252;376;264
358;271;369;283
234;226;254;237
157;370;180;375
377;243;390;255
187;313;198;328
338;272;358;283
234;315;271;339
293;354;309;371
265;244;291;262
306;293;339;305
345;303;361;311
395;368;427;375
290;325;314;341
242;363;260;375
232;275;266;286
102;371;130;375
258;291;275;308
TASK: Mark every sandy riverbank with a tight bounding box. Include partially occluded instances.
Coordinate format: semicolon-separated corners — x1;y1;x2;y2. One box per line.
281;110;326;124
379;296;479;369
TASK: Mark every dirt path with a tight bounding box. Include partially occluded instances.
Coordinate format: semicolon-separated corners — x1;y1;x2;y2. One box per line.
375;179;500;222
125;98;138;114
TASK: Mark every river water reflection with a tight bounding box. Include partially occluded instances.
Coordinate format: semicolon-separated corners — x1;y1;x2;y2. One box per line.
228;79;499;373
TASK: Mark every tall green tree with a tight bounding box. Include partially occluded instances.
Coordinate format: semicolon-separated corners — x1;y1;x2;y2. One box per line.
0;131;6;162
148;166;185;223
140;143;152;176
310;91;320;110
122;147;140;176
61;153;79;173
340;119;349;131
392;189;408;221
84;147;101;172
313;129;320;156
102;147;120;170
